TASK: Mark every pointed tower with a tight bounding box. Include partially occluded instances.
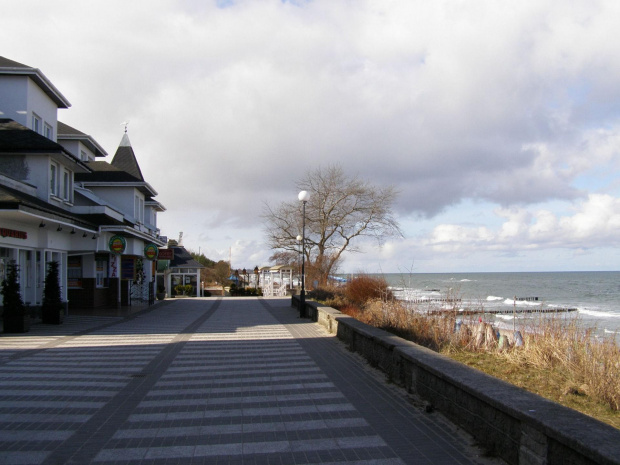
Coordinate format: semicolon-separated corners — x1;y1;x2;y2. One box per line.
110;132;145;181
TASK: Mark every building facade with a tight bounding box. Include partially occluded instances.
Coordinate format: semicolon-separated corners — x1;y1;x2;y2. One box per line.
0;56;166;315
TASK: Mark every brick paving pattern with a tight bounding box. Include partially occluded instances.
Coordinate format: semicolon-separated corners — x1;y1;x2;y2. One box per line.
0;298;502;465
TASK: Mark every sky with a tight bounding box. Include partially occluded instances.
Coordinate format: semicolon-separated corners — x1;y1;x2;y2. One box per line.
3;0;620;273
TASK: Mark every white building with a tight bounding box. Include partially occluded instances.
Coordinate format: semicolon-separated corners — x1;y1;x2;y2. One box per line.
0;56;166;314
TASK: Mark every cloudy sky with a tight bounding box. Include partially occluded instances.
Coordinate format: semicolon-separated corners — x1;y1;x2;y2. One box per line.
3;0;620;273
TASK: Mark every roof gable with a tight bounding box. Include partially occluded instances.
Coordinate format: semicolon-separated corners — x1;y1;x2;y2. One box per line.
57;121;108;158
0;56;71;108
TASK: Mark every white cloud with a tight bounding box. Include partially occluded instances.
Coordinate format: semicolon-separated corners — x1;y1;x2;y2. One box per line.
423;194;620;253
2;0;620;271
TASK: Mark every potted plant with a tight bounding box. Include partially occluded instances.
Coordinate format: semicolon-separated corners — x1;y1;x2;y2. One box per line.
1;261;30;333
41;261;64;324
156;285;166;300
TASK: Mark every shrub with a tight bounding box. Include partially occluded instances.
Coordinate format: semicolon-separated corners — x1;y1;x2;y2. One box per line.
41;261;63;324
308;286;349;310
174;284;193;296
345;275;392;309
307;287;336;302
1;261;28;332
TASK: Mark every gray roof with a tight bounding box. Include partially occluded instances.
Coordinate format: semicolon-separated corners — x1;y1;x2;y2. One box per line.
1;118;69;153
111;133;145;181
168;247;205;269
57;121;108;158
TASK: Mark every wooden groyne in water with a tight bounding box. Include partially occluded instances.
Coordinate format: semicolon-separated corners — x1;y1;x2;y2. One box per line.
407;298;462;304
429;307;578;315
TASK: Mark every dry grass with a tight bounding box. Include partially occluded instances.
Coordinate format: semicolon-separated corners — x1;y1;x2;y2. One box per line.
328;283;620;428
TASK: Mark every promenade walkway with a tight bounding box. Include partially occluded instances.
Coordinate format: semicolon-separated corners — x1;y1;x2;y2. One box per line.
0;298;503;465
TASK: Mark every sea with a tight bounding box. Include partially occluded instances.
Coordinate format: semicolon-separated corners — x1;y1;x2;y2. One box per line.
352;271;620;340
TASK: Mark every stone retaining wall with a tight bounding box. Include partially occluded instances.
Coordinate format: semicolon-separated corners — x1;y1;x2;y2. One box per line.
292;296;620;465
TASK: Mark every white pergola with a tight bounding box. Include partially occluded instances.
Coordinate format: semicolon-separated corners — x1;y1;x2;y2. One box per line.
260;265;296;297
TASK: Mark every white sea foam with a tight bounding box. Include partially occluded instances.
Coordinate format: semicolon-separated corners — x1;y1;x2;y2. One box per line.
503;298;543;307
487;296;503;301
495;314;514;320
578;308;620;318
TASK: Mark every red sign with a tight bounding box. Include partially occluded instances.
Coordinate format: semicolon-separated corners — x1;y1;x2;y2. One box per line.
0;228;27;239
157;249;174;260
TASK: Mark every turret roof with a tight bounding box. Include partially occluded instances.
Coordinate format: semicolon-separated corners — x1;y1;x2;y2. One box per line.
110;133;145;181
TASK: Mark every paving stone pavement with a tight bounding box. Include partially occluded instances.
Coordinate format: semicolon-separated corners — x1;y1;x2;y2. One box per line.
0;298;504;465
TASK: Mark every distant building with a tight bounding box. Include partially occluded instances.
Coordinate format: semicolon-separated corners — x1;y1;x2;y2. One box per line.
157;246;204;297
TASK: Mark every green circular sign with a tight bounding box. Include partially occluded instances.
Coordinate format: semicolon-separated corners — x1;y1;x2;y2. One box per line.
144;244;158;260
109;235;126;255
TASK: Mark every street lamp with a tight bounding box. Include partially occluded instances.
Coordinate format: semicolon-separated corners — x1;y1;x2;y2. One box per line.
298;190;310;317
296;235;302;289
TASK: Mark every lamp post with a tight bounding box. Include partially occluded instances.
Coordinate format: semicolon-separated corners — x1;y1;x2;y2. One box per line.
298;190;310;317
296;235;302;289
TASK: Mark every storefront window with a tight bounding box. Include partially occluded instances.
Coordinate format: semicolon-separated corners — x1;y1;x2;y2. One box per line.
121;256;135;280
67;256;82;288
96;256;108;287
0;247;9;284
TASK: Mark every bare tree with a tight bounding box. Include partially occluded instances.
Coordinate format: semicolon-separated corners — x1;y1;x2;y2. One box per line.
263;164;401;286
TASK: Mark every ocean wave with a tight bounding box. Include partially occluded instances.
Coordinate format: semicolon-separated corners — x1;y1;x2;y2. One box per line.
503;298;544;307
487;296;503;301
495;314;514;320
578;308;620;318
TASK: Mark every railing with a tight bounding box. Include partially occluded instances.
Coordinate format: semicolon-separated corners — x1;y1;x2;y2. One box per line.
130;279;152;306
262;282;288;297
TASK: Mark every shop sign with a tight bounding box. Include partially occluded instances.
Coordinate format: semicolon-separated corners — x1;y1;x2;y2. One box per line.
109;235;127;255
0;228;27;240
144;244;158;260
157;248;174;260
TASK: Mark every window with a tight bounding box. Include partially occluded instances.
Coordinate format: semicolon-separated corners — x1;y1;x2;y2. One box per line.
50;162;59;196
96;257;108;287
62;169;73;202
32;113;41;133
67;256;82;288
80;150;88;162
44;123;53;140
134;195;144;223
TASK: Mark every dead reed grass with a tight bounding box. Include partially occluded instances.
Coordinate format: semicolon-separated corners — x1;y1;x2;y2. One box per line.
349;296;620;413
